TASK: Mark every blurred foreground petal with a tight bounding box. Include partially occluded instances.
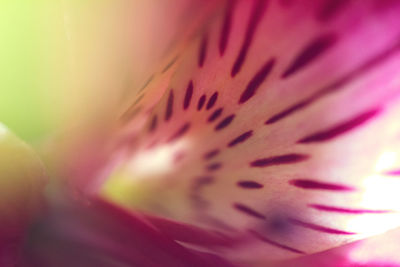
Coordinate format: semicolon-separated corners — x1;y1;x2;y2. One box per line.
21;195;235;267
0;123;47;266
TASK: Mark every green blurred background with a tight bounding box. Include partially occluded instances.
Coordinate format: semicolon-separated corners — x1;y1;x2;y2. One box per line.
0;0;203;145
0;2;53;143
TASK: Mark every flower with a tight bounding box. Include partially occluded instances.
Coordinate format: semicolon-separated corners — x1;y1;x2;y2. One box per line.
2;0;400;266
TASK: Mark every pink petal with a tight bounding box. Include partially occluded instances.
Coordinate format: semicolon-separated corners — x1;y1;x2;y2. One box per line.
58;0;400;263
275;226;400;266
0;124;47;266
20;196;235;267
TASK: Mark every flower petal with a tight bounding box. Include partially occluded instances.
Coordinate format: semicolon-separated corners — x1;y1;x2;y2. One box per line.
21;196;236;267
0;123;47;265
72;0;400;262
275;226;400;267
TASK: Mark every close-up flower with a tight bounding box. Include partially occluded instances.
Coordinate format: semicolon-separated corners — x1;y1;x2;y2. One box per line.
1;0;400;266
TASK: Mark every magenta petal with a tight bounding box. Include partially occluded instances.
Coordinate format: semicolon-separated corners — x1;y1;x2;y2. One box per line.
0;124;47;266
58;0;400;263
21;197;236;267
276;226;400;267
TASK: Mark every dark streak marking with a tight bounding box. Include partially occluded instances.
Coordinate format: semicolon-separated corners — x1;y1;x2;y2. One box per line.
266;37;400;124
228;130;253;147
121;94;145;121
215;114;235;131
165;90;174;121
201;216;237;232
251;154;309;167
198;34;208;68
231;0;269;77
288;217;356;235
265;99;312;124
203;149;220;160
197;94;206;110
132;93;145;106
120;106;142;122
208;108;223;122
219;0;237;56
316;0;349;22
239;58;275;104
282;34;337;79
309;204;390;214
237;181;263;189
138;74;154;93
206;92;219;110
144;213;235;247
183;81;194;110
162;56;178;73
289;179;354;191
233;203;265;219
249;230;305;254
298;108;380;143
149;115;158;133
167;122;190;143
206;162;222;171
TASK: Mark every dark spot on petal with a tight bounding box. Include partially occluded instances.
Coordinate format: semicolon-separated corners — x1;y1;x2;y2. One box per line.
149;115;158;133
239;58;275;104
198;34;208;68
165;90;174;121
251;154;309;167
288;217;356;235
231;0;269;77
265;99;312;124
203;149;220;160
162;55;179;73
206;162;222;171
298;108;380;143
237;181;263;189
208;108;223;123
138;74;154;93
228;130;253;147
132;93;145;107
219;0;237;56
215;114;235;131
308;204;390;214
197;94;206;110
120;106;142;122
266;37;400;124
167;122;190;143
289;179;354;191
206;92;219;110
183;80;194;110
233;203;265;219
249;230;305;254
282;33;338;79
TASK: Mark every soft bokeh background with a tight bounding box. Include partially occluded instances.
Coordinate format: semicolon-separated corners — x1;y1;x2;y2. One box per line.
0;0;200;145
0;1;52;143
